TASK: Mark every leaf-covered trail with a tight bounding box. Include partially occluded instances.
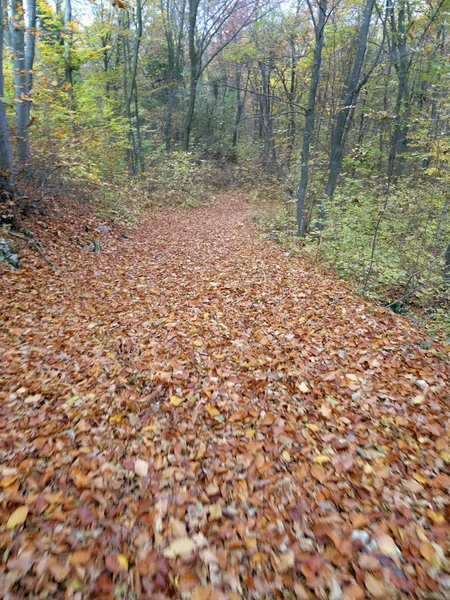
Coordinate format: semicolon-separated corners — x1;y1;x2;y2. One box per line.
1;197;450;599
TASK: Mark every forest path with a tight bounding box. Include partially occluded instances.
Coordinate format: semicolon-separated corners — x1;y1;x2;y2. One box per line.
1;196;450;599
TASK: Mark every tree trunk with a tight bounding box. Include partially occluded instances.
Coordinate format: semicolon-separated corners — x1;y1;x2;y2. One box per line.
231;68;248;152
0;0;14;200
9;0;30;170
325;0;375;197
296;0;327;236
122;0;143;173
182;75;198;151
286;37;297;164
64;0;73;88
387;0;409;183
443;242;450;285
182;0;200;151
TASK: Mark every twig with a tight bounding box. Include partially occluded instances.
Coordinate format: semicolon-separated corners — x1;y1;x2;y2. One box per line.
8;231;56;268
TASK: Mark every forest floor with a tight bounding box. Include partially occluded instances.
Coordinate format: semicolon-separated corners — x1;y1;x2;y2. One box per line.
1;195;450;600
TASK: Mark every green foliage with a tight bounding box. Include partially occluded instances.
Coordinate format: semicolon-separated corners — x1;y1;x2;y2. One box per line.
314;178;450;311
258;207;296;243
147;152;229;207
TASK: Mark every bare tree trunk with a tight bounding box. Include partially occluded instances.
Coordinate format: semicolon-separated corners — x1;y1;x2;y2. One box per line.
64;0;73;88
162;0;186;151
231;67;248;153
9;0;30;171
0;0;14;201
182;0;200;151
387;0;409;183
325;0;375;197
286;37;298;165
259;62;278;171
296;0;327;236
122;0;143;173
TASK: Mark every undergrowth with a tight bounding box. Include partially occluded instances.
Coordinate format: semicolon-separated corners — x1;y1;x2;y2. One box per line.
256;178;450;339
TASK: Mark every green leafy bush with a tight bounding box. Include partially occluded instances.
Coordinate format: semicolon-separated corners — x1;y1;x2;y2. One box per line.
147;152;229;207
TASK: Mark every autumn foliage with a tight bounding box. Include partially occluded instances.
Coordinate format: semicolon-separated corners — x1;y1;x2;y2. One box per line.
1;197;450;598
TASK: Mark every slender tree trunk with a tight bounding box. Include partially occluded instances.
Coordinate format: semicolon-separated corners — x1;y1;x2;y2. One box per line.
122;0;143;173
0;0;14;200
165;85;176;151
325;0;375;197
296;0;327;236
9;0;30;170
24;0;36;138
231;67;248;152
387;0;409;183
183;75;198;151
64;0;73;88
182;0;200;151
162;0;185;151
286;37;297;164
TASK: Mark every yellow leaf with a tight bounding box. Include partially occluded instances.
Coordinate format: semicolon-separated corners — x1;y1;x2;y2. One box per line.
427;509;445;523
412;394;425;405
206;405;220;417
299;382;309;393
305;423;320;432
282;450;291;462
110;414;124;424
441;452;450;464
143;424;157;432
313;455;330;465
117;554;128;570
1;476;18;487
413;473;428;484
193;339;204;347
6;505;28;529
170;395;184;406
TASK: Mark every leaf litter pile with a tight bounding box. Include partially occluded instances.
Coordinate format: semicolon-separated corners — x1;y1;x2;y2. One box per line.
1;197;450;600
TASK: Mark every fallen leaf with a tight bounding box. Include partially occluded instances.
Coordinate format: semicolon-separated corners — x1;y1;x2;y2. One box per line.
169;517;187;538
206;405;220;417
364;573;386;598
427;509;445;523
163;537;196;558
6;505;28;529
170;395;184;406
105;553;128;573
376;534;399;559
192;586;212;600
134;458;148;477
209;503;222;520
313;454;330;465
419;541;439;566
277;550;294;573
282;450;291;462
70;549;92;566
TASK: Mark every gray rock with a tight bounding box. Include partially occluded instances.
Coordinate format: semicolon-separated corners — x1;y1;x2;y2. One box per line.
96;225;110;233
0;237;19;268
415;379;428;390
83;240;101;253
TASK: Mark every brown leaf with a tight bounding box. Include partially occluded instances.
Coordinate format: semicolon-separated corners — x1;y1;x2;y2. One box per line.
70;549;92;566
105;553;128;574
